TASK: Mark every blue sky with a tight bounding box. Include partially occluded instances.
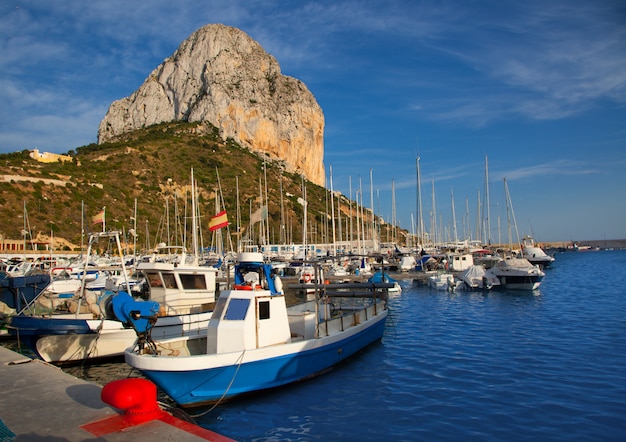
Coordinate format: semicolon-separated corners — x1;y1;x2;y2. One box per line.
1;0;625;242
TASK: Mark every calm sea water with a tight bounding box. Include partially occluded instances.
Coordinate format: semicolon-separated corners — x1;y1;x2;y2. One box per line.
192;250;626;441
7;250;626;441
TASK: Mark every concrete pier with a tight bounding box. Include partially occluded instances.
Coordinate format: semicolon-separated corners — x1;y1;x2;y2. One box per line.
0;346;232;441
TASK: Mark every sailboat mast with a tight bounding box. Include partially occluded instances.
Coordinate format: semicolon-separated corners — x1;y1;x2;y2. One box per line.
263;160;270;245
280;176;285;245
259;177;264;247
416;157;424;247
391;179;396;244
330;165;336;256
484;155;492;245
349;176;353;251
475;190;481;243
431;179;437;246
503;177;521;250
451;187;458;242
189;169;199;265
465;197;470;242
337;192;342;246
300;175;309;259
369;169;375;252
236;176;241;253
133;198;137;258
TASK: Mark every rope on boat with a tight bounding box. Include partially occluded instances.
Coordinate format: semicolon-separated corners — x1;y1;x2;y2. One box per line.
189;349;247;418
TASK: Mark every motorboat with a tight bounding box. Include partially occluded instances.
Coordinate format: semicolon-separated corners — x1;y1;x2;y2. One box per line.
521;235;555;268
488;257;544;290
428;272;462;292
459;265;501;290
368;270;402;295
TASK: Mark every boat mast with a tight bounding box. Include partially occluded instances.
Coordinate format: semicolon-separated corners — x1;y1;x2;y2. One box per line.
451;187;458;243
391;178;397;244
431;179;437;246
236;176;241;253
263;159;270;246
370;169;378;252
330;165;336;256
280;175;285;245
302;175;308;258
259;177;264;247
190;168;199;266
465;197;470;242
484;155;492;245
133;198;137;258
503;177;521;251
337;190;342;248
416;157;424;248
81;200;85;253
22;200;27;258
475;190;481;244
349;176;353;252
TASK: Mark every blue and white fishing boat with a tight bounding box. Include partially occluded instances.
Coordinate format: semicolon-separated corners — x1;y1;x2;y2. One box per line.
124;252;390;408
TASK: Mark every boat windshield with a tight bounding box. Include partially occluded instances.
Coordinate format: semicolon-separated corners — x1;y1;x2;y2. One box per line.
224;298;250;320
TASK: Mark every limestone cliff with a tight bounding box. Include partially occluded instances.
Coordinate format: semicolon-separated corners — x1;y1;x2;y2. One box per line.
98;24;325;186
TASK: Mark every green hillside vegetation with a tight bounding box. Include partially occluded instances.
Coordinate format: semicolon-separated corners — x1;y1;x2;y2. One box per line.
0;121;388;253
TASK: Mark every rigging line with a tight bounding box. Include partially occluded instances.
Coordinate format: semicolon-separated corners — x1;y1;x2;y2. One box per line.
190;349;247;418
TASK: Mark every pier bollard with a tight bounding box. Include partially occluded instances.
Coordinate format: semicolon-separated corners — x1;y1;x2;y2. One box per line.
101;378;164;423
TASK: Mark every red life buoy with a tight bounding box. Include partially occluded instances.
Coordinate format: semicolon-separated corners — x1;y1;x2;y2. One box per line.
234;285;253;290
303;274;311;283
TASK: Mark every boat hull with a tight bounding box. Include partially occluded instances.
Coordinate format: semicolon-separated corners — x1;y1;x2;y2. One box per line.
10;312;212;363
126;310;387;407
526;257;554;268
497;275;543;291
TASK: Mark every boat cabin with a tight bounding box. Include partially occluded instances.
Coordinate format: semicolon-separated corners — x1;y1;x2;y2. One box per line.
207;252;311;354
207;289;292;354
138;262;218;316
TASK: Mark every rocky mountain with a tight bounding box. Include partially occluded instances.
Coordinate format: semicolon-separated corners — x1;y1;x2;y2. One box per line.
0;122;337;251
98;24;325;186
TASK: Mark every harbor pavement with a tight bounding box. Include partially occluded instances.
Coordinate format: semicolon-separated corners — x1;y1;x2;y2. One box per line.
0;345;233;441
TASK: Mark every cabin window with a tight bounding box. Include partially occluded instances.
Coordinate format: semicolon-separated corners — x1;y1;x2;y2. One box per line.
146;272;163;288
212;297;228;320
162;273;177;289
259;301;270;320
180;274;206;290
224;298;250;320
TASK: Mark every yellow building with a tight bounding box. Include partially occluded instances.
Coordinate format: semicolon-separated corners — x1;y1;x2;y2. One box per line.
29;149;73;163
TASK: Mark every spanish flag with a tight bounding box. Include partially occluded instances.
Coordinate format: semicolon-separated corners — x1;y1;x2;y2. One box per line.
209;210;228;231
92;208;105;224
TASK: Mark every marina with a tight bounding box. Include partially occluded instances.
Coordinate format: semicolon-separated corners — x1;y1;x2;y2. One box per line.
1;5;624;440
2;249;624;440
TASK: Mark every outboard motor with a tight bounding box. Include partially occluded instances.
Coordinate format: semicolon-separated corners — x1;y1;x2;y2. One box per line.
111;291;160;354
